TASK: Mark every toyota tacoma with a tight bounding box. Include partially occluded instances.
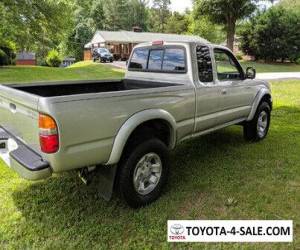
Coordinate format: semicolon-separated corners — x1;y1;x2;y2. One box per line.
0;40;272;208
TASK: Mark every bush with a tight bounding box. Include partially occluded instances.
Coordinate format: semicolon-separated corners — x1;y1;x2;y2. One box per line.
0;49;9;66
239;6;300;62
235;53;243;60
46;49;62;67
296;58;300;65
0;40;16;65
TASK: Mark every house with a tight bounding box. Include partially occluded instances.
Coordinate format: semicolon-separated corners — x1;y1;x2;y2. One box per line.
84;30;207;61
16;52;36;66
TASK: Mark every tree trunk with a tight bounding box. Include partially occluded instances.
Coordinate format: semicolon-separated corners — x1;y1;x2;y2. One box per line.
226;20;236;51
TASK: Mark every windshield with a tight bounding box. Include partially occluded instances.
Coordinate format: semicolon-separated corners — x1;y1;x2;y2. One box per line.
98;48;109;54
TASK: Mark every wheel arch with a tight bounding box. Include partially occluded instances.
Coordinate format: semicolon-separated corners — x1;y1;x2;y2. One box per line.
247;88;272;121
105;109;177;165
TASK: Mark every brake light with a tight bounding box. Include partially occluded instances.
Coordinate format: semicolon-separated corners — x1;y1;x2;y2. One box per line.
39;114;59;153
152;40;164;46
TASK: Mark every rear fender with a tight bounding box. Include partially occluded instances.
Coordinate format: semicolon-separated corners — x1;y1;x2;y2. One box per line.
105;109;177;165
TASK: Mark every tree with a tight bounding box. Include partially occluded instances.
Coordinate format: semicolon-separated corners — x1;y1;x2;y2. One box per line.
128;0;149;31
0;0;73;61
239;6;300;62
194;0;257;50
103;0;131;30
165;12;189;34
188;15;225;43
90;0;106;30
150;0;171;32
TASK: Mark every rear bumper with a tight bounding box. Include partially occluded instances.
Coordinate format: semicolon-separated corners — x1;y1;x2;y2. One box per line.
0;127;52;180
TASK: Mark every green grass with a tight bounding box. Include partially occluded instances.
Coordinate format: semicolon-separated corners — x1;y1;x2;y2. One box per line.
0;61;124;83
0;64;299;249
240;61;300;73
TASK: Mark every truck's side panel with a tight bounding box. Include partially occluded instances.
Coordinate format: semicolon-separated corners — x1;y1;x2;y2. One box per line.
39;85;195;172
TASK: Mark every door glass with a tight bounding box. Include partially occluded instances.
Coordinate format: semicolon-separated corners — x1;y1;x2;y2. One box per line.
148;49;164;70
196;45;213;83
214;49;241;81
162;48;186;72
129;48;149;69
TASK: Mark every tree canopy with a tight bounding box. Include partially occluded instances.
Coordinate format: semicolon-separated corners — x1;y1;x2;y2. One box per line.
194;0;257;50
239;6;300;62
1;0;298;65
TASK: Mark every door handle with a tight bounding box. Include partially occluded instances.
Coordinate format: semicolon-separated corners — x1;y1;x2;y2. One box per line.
9;103;16;113
221;89;227;95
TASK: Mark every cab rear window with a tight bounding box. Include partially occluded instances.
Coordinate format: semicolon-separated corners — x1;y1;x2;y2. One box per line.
129;46;186;73
128;48;149;70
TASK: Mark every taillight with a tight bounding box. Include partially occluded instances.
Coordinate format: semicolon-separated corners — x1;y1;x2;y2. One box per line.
39;114;59;153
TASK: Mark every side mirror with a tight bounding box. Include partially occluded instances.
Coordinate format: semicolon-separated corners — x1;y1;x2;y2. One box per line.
245;67;256;79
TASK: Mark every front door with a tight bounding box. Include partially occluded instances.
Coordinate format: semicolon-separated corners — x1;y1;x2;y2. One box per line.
194;45;224;132
212;48;256;125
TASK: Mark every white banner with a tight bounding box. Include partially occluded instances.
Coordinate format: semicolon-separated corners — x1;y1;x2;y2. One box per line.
168;220;293;242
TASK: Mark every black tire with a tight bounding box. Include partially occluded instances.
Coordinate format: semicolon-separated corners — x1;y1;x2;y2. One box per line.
243;101;271;141
117;138;169;208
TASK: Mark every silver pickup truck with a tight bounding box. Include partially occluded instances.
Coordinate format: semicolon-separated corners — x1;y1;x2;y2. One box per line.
0;41;272;207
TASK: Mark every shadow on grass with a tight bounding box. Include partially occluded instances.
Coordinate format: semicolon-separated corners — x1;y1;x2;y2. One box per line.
9;106;300;247
11;129;249;218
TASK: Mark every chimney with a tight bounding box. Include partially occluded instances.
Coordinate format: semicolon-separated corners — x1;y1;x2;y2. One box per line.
132;26;142;32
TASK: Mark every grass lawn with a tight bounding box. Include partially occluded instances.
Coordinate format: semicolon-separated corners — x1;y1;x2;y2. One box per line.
0;60;300;85
0;61;124;83
0;65;299;248
240;61;300;73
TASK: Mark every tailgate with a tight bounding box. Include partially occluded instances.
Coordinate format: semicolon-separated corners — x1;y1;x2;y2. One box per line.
0;84;40;153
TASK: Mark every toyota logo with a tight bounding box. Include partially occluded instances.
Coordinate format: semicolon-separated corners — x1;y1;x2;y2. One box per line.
170;224;184;235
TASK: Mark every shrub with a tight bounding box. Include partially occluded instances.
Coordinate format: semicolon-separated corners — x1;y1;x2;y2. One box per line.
239;6;300;62
46;49;62;67
296;58;300;65
0;49;8;66
0;40;16;65
235;53;243;60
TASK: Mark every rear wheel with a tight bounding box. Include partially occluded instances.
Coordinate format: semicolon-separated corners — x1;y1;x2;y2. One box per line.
244;102;271;141
117;138;169;208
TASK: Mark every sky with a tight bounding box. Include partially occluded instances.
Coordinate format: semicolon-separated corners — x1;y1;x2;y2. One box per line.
151;0;273;13
149;0;193;13
169;0;193;13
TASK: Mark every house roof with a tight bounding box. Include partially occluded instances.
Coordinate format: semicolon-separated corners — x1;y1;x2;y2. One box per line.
86;30;208;47
16;52;36;60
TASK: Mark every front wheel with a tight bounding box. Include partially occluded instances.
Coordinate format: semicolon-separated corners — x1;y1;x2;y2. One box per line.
117;138;169;208
244;102;271;141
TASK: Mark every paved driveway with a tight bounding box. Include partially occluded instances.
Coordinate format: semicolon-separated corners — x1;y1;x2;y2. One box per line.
107;61;127;69
256;72;300;80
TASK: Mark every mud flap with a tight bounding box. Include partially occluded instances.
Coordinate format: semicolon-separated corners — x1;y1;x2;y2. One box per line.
94;165;118;201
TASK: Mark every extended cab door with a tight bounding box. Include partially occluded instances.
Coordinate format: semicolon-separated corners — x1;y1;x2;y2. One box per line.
194;44;225;132
212;47;256;125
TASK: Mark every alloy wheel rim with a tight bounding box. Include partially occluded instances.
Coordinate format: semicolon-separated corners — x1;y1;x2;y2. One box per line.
133;152;162;195
257;110;268;138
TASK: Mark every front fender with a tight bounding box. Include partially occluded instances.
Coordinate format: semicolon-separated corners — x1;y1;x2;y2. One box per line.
105;109;177;165
247;88;272;121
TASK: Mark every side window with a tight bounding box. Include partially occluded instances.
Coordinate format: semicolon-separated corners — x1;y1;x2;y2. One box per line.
163;48;186;72
196;45;213;83
129;46;187;73
148;49;164;70
214;49;242;81
129;48;149;69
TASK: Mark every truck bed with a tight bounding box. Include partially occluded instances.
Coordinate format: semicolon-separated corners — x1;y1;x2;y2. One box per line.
9;79;179;97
